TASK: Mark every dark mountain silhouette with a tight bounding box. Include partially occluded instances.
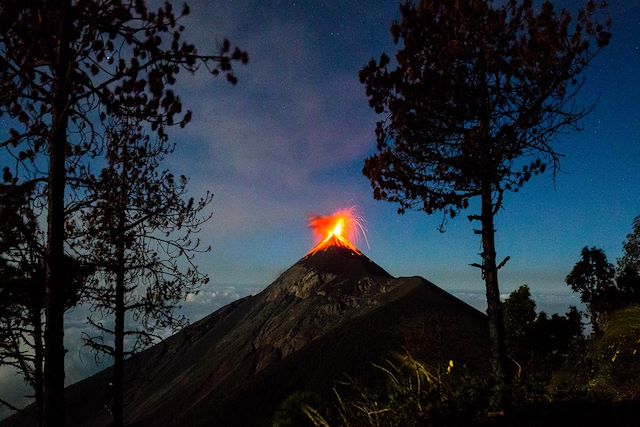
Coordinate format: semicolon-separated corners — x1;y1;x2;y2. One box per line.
4;244;489;426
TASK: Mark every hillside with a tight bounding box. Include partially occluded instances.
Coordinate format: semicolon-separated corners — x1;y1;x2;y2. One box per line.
4;245;489;426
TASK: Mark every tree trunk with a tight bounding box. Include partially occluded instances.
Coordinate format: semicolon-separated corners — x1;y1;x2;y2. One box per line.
113;221;125;427
113;146;128;427
44;0;72;425
480;183;510;403
31;301;44;426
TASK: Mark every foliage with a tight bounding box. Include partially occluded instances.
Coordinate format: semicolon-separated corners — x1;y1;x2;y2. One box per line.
360;0;610;220
359;0;610;394
566;247;616;312
531;308;584;370
617;216;640;300
0;185;42;416
0;185;91;418
557;219;640;399
566;243;640;333
304;355;490;427
589;305;640;398
503;285;537;360
1;0;245;422
293;284;636;426
503;285;584;399
619;216;640;273
550;305;640;401
1;0;247;173
299;343;638;427
80;118;211;354
75;117;212;425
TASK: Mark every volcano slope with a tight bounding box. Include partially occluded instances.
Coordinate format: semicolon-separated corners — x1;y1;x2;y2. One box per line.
4;243;489;426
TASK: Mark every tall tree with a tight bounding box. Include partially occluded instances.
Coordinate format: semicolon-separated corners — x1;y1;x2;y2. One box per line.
79;118;211;427
565;246;615;334
0;1;246;424
0;185;89;423
359;0;609;397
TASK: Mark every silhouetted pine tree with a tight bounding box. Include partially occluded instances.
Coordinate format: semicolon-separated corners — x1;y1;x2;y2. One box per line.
359;0;610;401
566;247;616;334
0;1;246;424
79;118;211;427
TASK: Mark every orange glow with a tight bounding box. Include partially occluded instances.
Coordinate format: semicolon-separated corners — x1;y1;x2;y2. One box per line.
306;207;367;255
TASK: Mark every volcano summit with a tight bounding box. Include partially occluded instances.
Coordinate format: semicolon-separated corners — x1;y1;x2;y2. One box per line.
4;213;490;426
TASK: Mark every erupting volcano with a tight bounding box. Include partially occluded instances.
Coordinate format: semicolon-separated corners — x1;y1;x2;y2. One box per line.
306;207;367;255
4;208;490;427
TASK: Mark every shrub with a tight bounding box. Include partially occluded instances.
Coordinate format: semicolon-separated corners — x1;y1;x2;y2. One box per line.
303;355;490;427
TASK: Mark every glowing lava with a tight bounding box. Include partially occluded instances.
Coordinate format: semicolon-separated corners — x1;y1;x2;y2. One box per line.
306;208;367;255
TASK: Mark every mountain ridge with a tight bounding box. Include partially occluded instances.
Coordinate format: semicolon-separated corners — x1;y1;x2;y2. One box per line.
3;246;490;426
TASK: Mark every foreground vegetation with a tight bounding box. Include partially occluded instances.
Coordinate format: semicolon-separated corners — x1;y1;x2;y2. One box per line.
273;302;640;427
274;217;640;426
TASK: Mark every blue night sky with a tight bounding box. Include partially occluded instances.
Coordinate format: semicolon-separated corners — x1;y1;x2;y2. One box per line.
163;0;640;296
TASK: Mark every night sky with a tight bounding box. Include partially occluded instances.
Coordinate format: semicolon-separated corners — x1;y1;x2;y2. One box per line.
166;0;640;295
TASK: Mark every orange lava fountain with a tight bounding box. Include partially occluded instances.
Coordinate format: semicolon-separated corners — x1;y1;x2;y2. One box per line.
306;207;367;255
